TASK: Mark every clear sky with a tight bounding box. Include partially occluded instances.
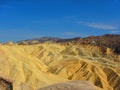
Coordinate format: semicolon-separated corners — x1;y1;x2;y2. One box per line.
0;0;120;42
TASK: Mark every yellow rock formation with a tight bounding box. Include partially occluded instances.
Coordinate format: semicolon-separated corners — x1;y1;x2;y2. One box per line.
0;43;120;90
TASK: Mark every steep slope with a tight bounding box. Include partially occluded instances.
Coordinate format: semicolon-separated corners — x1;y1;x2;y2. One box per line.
0;43;120;90
0;44;68;90
30;43;120;90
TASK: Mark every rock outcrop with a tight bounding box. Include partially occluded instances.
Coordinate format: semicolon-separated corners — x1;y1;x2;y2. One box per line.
38;80;102;90
0;77;12;90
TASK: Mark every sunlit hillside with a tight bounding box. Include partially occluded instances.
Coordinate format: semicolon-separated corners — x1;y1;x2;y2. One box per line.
0;41;120;90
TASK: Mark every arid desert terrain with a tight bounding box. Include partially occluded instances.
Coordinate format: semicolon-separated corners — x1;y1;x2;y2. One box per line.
0;34;120;90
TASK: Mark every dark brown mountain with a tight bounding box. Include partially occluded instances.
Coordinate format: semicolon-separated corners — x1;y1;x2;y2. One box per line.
81;34;120;54
57;34;120;54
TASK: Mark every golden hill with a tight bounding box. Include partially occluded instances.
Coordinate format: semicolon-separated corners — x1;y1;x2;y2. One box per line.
0;43;120;90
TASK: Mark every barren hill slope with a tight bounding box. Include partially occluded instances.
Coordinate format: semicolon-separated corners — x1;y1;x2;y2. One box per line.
0;43;120;90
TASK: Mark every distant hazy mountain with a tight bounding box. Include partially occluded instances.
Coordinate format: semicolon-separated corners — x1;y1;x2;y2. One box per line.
17;34;120;54
17;36;62;45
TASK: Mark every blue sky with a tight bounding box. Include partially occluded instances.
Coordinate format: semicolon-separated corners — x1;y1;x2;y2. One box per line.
0;0;120;42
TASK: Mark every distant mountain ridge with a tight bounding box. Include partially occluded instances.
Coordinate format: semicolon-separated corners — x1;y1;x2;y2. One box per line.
17;36;62;45
17;34;120;44
16;34;120;54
